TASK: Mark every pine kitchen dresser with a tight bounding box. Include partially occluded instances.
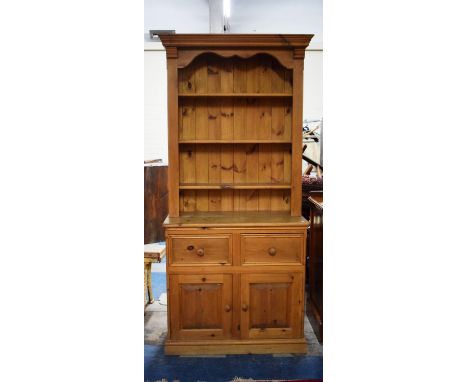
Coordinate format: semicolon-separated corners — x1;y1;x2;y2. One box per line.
160;34;313;355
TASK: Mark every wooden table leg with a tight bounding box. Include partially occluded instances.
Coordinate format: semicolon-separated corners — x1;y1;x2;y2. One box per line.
146;262;155;304
144;263;148;310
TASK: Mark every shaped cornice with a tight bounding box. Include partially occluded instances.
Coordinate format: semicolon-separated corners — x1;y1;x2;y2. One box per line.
159;34;312;49
159;34;313;66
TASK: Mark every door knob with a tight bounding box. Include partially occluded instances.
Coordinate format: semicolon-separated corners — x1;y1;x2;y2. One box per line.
242;303;249;312
196;248;205;256
268;247;277;256
224;304;231;312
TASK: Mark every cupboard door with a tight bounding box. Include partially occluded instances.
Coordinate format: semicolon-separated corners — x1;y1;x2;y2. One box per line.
240;273;303;339
169;274;233;340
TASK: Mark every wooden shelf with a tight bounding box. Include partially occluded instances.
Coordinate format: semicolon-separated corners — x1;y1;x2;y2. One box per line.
179;140;291;144
179;93;292;98
179;183;291;190
164;211;308;228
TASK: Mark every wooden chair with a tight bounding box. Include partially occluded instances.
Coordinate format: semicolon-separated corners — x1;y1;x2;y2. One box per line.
144;243;166;309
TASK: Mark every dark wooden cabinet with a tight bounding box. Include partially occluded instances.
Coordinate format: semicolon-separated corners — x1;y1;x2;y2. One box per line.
144;163;168;243
308;194;323;342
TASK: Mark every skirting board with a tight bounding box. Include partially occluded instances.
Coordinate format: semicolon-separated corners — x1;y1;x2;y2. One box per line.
165;338;308;355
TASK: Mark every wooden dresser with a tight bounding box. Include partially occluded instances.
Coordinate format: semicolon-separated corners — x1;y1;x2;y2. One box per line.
160;34;313;355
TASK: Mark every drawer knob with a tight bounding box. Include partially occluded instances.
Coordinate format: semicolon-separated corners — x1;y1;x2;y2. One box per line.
268;247;277;256
224;304;231;312
187;245;194;251
196;248;205;257
242;303;249;312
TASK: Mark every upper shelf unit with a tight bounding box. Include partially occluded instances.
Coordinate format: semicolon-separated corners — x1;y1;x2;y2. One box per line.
160;34;312;216
176;52;295;214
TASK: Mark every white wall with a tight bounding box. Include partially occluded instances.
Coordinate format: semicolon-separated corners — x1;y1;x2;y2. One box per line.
144;0;322;162
144;0;209;42
144;0;322;46
144;45;168;162
229;0;322;49
144;0;208;161
304;51;323;121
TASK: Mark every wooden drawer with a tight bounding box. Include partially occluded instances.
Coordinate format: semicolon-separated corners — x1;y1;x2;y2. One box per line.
240;233;304;265
169;235;232;265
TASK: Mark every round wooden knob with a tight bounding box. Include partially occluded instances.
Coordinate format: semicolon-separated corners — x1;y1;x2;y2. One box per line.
268;247;277;256
224;304;231;312
242;304;249;312
196;248;204;257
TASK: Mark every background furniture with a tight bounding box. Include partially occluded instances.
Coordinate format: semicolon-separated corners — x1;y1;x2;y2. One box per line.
144;162;168;244
307;193;323;342
160;34;313;355
144;243;166;309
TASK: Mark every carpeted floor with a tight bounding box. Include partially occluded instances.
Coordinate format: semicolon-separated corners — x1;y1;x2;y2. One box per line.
144;260;323;382
145;344;323;382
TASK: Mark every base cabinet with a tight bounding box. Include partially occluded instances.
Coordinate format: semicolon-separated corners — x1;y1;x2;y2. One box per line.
165;226;308;355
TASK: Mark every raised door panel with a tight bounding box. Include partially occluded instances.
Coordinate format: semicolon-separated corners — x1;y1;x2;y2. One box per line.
240;273;303;339
169;274;233;340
